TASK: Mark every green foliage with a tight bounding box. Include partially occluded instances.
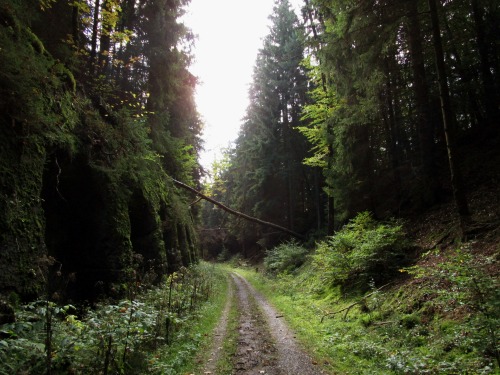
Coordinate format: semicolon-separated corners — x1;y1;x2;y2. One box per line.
0;0;201;298
0;263;224;374
405;246;500;368
312;212;409;289
298;59;341;169
300;0;500;222
264;240;309;275
0;5;80;294
238;245;499;375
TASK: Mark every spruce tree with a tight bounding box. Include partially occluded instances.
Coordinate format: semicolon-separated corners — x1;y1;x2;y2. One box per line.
223;0;318;251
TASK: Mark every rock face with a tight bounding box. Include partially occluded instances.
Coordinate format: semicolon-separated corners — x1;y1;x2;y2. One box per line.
0;4;198;302
0;129;197;302
0;137;197;301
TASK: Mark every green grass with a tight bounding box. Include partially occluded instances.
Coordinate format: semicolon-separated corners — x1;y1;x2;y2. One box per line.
7;256;492;374
236;260;499;375
213;284;239;374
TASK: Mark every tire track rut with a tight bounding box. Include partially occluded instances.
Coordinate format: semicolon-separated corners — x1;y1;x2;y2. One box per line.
206;272;324;374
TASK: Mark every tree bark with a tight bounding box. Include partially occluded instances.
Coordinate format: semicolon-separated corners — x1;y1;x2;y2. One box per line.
172;179;306;241
314;168;322;230
71;1;80;47
327;144;335;235
114;0;136;83
327;194;334;236
441;11;483;128
283;98;295;231
382;56;402;210
428;0;470;234
471;0;499;127
407;1;437;203
98;0;110;74
89;0;101;74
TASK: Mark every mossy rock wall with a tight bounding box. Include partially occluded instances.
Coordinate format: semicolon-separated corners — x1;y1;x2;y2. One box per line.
160;191;198;273
41;155;135;300
0;5;198;300
41;154;198;300
0;133;48;298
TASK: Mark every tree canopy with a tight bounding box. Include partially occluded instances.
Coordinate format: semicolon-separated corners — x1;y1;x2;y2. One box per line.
200;0;499;258
298;0;498;228
1;0;498;296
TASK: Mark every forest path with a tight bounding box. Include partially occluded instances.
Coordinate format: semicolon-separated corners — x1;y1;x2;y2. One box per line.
203;272;324;374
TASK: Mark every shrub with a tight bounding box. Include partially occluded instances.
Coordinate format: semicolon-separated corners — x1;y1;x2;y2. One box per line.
400;313;420;329
0;263;220;374
312;212;409;290
406;246;500;369
264;241;309;275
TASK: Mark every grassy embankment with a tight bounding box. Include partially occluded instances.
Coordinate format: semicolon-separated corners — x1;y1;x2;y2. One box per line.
235;214;499;374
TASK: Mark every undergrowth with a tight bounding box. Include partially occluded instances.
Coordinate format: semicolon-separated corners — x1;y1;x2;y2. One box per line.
239;213;499;374
0;262;228;374
312;211;410;290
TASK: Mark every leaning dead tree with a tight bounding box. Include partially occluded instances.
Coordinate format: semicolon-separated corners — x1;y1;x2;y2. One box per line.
172;179;305;241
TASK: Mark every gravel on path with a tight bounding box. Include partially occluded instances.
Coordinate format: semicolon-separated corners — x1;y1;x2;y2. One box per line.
204;272;325;374
232;273;324;375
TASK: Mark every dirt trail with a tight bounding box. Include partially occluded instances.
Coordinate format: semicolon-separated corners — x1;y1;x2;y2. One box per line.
204;272;324;374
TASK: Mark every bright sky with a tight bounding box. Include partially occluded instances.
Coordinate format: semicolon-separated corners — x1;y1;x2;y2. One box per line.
183;0;303;172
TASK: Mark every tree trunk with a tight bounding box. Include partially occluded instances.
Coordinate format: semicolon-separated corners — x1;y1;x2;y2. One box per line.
172;179;305;241
283;99;295;231
428;0;470;234
382;56;402;211
71;1;80;47
314;168;322;230
407;1;437;203
471;0;499;127
327;193;334;236
441;11;483;128
99;1;110;74
327;146;335;236
89;0;101;74
114;0;136;83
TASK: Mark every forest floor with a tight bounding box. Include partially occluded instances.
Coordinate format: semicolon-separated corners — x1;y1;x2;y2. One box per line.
202;272;326;375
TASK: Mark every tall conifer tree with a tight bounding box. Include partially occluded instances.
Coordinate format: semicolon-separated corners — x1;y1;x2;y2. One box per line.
300;0;497;224
223;0;319;252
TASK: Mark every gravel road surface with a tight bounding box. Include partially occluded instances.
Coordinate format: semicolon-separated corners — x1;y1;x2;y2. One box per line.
203;272;325;374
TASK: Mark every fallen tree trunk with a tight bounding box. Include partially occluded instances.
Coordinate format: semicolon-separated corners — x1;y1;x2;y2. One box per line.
172;178;305;241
